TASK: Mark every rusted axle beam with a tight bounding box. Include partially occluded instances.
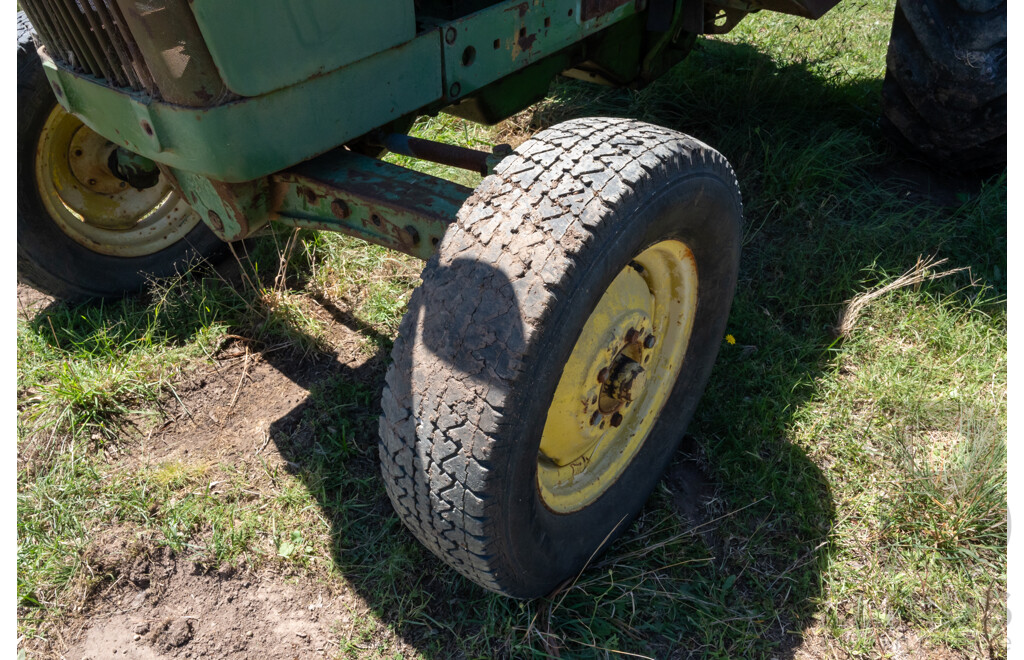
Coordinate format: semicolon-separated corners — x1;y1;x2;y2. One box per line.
269;149;473;260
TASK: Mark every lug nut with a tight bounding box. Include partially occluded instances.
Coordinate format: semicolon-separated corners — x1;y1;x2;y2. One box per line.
597;367;609;384
610;412;623;427
644;335;656;349
590;412;602;426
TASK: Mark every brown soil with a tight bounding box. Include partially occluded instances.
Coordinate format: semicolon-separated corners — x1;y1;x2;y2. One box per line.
17;282;53;320
137;292;387;472
66;547;415;659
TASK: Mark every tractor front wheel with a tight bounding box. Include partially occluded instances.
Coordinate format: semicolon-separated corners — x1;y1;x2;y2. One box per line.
378;118;742;597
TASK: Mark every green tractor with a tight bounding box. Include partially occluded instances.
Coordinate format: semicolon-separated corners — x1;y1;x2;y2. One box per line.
17;0;1005;598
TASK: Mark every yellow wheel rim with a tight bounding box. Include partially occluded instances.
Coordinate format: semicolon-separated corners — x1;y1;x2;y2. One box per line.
537;240;699;513
34;105;200;257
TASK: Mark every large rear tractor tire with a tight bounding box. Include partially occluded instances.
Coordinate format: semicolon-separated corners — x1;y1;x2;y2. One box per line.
378;117;743;597
881;0;1006;173
17;12;225;301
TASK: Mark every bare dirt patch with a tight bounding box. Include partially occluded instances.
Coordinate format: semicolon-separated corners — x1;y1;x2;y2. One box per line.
66;547;415;659
18;282;53;320
137;297;388;472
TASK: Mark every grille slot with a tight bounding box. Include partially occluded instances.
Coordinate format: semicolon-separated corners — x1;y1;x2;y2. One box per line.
21;0;157;96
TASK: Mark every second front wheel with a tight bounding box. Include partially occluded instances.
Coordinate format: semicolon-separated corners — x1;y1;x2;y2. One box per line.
379;117;743;598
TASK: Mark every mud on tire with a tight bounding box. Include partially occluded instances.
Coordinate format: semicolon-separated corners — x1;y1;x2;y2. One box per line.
378;117;743;598
881;0;1006;173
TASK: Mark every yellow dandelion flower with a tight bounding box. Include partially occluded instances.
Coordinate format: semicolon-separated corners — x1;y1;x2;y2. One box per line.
725;334;736;345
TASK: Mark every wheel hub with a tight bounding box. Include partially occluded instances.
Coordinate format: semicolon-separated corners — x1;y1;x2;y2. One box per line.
603;356;646;409
67;127;127;196
536;240;699;513
34;104;201;257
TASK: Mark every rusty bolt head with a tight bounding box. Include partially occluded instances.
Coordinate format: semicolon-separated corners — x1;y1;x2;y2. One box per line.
610;412;623;428
445;27;457;44
207;210;223;231
625;328;638;343
449;82;462;98
590;412;602;426
644;335;656;349
73;149;83;157
597;367;610;384
608;358;646;403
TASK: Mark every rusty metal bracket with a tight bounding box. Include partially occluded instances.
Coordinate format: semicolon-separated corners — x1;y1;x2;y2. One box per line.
269;150;473;260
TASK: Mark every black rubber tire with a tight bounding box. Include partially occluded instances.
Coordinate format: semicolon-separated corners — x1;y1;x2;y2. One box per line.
881;0;1006;173
17;12;226;301
378;117;742;598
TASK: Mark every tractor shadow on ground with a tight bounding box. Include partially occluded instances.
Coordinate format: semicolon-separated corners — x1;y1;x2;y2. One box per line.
262;37;1005;658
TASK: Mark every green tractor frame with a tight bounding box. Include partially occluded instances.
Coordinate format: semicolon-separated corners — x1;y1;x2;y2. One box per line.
16;0;1005;597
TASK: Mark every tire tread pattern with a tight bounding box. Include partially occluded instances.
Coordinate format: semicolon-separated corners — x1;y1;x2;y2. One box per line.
378;117;740;594
882;0;1006;172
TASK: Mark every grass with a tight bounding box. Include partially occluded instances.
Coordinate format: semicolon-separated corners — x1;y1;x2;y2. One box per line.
17;0;1006;657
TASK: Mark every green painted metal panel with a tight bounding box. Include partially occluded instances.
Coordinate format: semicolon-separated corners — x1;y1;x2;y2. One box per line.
42;32;443;182
189;0;416;97
39;0;644;183
442;0;637;101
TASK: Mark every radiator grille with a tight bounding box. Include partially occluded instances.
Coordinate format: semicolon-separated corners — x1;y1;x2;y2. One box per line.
20;0;157;96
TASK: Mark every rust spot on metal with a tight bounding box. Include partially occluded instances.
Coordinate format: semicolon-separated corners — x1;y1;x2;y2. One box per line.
207;209;223;231
297;185;319;205
580;0;630;21
445;27;457;45
401;225;420;246
504;2;529;17
517;31;537;51
610;412;623;428
330;198;350;218
140;120;154;136
597;367;610;384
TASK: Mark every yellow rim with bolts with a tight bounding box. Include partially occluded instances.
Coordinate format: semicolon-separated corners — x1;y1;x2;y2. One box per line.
537;239;699;513
34;105;199;258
